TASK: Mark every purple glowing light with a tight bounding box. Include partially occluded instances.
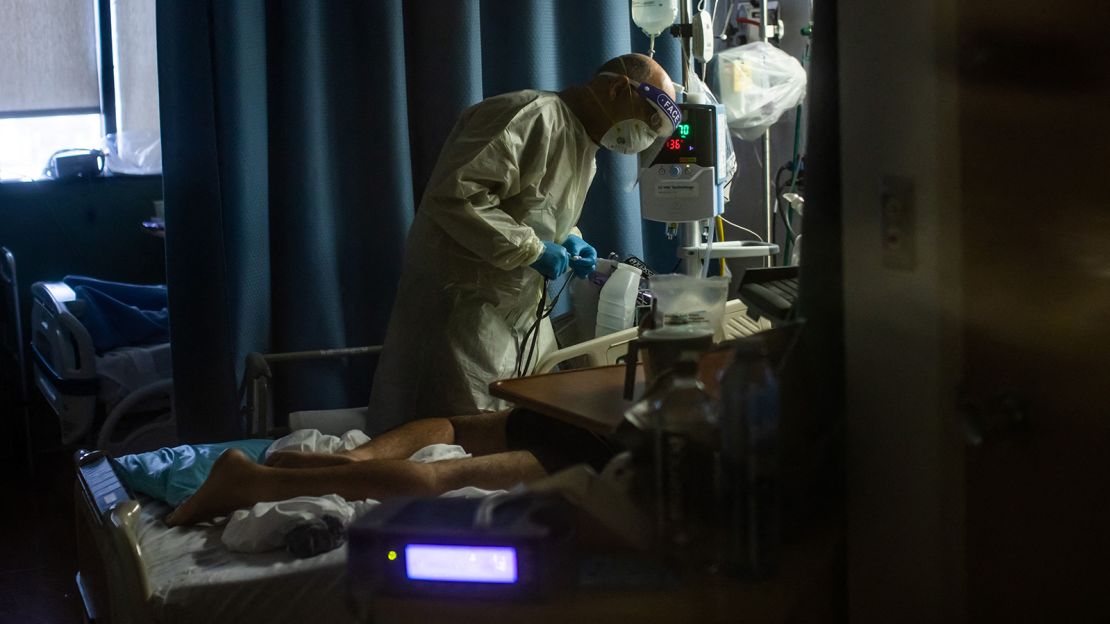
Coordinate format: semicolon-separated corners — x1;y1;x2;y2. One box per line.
404;544;519;584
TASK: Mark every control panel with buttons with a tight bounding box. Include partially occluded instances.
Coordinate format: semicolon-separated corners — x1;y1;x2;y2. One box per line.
640;103;727;223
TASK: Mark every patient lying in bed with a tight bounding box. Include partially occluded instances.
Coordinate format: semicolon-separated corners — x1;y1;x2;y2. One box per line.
165;408;619;526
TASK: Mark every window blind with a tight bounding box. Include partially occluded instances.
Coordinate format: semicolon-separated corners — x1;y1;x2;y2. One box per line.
0;0;100;117
111;0;159;133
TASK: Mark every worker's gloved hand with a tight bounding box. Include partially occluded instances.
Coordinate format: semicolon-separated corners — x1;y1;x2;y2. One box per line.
530;241;570;280
561;235;597;278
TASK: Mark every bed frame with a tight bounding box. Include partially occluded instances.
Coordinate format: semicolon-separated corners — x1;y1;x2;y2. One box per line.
74;449;154;624
31;281;177;454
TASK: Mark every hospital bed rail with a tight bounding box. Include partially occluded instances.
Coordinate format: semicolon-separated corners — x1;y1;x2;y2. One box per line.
240;299;768;436
73;449;155;624
534;298;771;373
30;280;177;454
240;345;383;437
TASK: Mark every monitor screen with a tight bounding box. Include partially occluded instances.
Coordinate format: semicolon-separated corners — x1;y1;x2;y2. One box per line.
404;544;519;584
650;105;715;167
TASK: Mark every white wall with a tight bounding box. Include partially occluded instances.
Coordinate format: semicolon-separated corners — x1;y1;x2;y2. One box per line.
838;0;964;620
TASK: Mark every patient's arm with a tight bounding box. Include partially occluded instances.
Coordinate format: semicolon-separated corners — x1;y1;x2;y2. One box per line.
266;410;513;468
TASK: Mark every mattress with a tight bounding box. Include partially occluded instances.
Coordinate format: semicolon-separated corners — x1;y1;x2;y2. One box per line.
134;498;360;624
95;342;173;413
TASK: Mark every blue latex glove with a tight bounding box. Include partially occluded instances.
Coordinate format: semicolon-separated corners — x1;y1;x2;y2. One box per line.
530;241;570;279
562;234;597;278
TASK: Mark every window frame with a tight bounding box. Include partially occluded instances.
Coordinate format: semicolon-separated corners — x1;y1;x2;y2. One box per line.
0;0;162;183
95;0;118;137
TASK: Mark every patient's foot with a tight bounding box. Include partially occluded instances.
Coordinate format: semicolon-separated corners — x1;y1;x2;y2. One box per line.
165;448;261;527
265;450;356;469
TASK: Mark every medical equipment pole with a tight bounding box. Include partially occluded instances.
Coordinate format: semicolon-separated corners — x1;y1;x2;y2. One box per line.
679;0;691;88
761;1;775;266
678;0;701;276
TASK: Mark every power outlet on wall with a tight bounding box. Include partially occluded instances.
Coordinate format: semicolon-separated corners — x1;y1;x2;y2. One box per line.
880;176;916;271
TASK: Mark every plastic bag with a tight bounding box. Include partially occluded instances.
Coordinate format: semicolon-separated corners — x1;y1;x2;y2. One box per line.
717;42;807;141
102;130;162;175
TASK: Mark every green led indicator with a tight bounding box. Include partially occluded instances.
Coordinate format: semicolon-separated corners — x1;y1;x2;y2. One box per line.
387;550;398;561
677;123;690;138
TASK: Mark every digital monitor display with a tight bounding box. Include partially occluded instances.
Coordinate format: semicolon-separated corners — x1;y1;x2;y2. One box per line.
663;122;693;153
404;544;519;584
650;105;714;167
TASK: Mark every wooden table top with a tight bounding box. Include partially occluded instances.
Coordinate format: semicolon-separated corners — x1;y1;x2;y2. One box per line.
488;348;737;435
489;364;643;435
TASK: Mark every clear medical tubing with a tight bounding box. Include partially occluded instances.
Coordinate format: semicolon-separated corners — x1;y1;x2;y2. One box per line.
595;263;643;337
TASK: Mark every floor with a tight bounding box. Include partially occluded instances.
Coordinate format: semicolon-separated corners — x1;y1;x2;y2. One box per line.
0;401;85;624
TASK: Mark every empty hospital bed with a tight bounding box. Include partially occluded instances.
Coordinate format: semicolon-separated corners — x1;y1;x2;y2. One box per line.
31;280;178;455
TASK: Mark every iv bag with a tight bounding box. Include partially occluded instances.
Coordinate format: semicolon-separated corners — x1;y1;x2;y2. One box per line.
632;0;677;37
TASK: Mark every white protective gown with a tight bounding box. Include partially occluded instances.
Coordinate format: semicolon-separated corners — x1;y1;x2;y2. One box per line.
367;91;598;432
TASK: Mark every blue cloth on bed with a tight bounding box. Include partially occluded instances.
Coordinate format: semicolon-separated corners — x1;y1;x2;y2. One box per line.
111;439;273;506
63;275;170;353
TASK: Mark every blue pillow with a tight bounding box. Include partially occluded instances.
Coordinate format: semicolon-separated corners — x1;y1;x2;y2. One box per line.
112;439;273;506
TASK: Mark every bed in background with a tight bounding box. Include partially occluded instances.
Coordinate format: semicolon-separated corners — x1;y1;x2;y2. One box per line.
31;280;177;455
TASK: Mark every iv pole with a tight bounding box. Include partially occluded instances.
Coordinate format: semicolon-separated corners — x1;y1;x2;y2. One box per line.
661;0;785;273
678;0;701;272
760;1;775;267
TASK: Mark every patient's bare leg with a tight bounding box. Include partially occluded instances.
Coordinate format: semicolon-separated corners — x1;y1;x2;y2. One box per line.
166;444;543;526
266;411;512;468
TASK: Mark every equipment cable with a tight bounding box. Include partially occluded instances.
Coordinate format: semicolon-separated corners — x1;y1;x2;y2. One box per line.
515;272;574;378
719;215;765;242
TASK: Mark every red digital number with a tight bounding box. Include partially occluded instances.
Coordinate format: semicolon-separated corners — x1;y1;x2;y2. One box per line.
666;139;683;151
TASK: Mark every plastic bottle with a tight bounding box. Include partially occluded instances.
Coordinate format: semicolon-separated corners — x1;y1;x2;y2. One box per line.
717;337;780;579
595;263;642;337
621;355;720;571
632;0;678;37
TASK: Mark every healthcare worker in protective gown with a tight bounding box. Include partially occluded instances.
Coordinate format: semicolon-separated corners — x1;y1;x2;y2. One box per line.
368;54;679;433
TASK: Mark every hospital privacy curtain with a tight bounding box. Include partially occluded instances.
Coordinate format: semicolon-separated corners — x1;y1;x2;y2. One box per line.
157;0;682;441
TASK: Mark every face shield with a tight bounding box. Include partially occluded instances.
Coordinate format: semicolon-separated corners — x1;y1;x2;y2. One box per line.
598;71;682;139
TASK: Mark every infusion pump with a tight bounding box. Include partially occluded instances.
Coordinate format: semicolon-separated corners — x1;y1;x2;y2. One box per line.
639;102;728;224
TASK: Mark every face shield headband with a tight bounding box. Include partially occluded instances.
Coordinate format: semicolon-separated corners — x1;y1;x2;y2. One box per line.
598;71;681;137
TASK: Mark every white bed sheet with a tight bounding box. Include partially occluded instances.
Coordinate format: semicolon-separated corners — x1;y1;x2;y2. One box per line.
128;440;502;622
135;498;358;624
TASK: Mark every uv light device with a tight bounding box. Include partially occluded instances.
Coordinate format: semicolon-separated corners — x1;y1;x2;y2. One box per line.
347;494;575;603
639;102;728;223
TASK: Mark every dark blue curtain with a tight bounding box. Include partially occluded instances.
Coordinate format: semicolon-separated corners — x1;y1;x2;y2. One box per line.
157;0;682;442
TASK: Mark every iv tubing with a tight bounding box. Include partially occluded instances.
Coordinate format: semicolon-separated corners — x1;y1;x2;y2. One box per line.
720;215;765;241
761;0;774;266
716;216;727;274
702;219;713;278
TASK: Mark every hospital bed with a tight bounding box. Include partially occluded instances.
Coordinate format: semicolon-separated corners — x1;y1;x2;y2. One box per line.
74;448;359;624
73;298;769;623
31;280;178;455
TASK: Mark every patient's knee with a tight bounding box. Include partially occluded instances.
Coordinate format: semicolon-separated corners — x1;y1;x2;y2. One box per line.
448;410;511;456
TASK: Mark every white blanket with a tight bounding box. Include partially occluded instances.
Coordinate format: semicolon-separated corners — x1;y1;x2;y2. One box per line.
222;429;500;553
262;428;373;460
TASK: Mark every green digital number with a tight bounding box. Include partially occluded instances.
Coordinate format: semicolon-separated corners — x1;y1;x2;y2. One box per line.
677;123;690;138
